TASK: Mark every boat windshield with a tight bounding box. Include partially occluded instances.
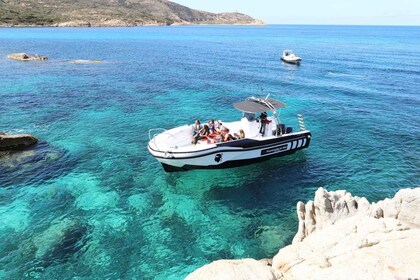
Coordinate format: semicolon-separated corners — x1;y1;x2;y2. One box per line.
283;50;294;56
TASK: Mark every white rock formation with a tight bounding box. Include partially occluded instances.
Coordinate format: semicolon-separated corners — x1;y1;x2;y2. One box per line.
273;187;420;280
186;187;420;280
185;258;277;280
292;187;420;243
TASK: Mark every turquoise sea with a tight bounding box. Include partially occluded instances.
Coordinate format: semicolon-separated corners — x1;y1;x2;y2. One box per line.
0;25;419;279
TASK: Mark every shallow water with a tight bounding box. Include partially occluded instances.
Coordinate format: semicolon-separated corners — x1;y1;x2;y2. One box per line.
0;25;419;279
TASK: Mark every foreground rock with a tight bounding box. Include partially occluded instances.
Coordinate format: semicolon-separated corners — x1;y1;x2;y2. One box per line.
292;187;420;243
186;188;420;280
7;53;48;61
0;133;38;151
185;259;277;280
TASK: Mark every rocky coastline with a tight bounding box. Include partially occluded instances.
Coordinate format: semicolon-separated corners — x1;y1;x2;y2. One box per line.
0;20;264;28
0;0;264;28
186;187;420;280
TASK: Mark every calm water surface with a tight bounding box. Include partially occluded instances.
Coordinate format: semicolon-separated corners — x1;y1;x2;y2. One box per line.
0;25;419;279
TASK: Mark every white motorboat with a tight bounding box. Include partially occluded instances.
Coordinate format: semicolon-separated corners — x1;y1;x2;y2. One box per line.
148;95;311;172
281;50;302;64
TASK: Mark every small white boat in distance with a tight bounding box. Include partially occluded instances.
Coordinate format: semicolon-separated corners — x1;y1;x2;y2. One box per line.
281;50;302;64
148;94;311;172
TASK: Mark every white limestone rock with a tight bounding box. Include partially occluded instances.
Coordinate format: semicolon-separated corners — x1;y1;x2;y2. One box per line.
292;187;420;243
185;258;277;280
274;187;420;280
187;188;420;280
273;216;420;280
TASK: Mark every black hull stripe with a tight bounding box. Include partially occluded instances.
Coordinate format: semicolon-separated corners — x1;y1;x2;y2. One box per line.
154;137;310;160
161;149;300;172
154;137;311;161
149;132;311;159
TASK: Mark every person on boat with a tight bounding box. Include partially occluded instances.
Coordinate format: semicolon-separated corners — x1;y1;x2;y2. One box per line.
208;119;216;134
239;129;245;139
234;129;245;139
215;120;223;133
192;120;202;136
221;128;235;142
257;112;268;136
192;124;211;145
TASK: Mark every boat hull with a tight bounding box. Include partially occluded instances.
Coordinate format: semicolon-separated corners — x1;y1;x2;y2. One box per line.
281;57;302;64
148;131;311;172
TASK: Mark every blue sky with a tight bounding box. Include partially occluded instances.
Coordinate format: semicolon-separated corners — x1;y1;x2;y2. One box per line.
174;0;420;25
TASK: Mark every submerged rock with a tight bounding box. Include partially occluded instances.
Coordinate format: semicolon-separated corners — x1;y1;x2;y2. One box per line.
0;133;38;151
7;53;48;61
33;218;87;260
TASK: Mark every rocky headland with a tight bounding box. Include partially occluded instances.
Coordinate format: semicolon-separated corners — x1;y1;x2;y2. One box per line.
0;0;264;27
0;132;38;151
186;187;420;280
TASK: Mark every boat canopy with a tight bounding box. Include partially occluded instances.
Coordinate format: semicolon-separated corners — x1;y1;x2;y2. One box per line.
234;97;287;113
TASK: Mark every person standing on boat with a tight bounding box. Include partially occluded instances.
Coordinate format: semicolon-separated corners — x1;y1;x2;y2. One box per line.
257;112;268;136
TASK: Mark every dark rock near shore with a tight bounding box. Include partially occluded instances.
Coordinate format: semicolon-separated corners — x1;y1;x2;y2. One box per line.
0;133;38;151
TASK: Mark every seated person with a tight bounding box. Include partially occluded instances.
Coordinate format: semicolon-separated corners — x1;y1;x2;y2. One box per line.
208;119;216;134
221;128;235;142
191;120;202;137
215;120;223;133
192;124;211;145
233;129;245;139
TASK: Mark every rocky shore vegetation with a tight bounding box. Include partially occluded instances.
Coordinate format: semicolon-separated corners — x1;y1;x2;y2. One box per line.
0;0;264;27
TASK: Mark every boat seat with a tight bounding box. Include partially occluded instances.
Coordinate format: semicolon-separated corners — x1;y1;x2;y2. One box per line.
276;124;286;135
241;117;259;138
263;121;273;137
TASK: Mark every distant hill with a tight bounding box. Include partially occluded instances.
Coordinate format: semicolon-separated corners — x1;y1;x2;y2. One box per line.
0;0;264;27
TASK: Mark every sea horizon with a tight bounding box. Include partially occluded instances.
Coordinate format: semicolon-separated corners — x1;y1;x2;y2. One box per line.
1;23;420;29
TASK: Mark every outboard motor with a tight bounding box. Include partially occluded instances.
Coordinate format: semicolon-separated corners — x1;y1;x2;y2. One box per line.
276;124;286;136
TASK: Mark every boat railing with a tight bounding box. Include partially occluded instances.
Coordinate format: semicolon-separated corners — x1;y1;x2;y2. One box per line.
297;114;306;131
148;128;180;151
149;128;168;141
